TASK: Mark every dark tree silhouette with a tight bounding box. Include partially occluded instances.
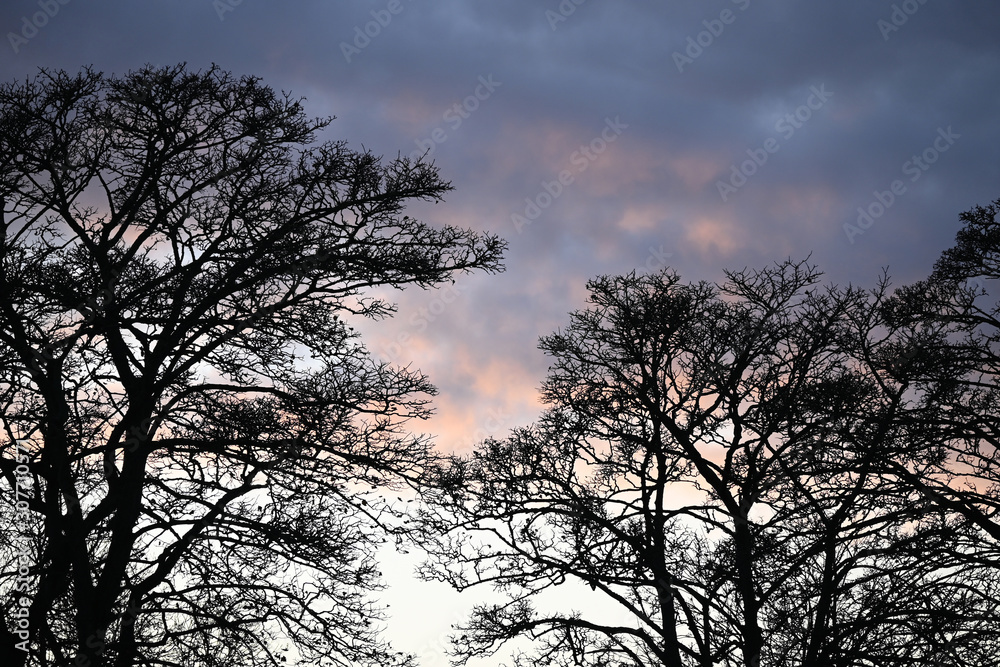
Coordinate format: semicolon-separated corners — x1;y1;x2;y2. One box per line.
414;258;999;666
880;199;1000;543
0;64;504;667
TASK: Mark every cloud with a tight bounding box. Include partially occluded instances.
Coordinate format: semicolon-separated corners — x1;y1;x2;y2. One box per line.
684;214;744;258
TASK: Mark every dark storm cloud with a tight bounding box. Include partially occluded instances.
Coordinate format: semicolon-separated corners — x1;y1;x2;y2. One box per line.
1;0;998;454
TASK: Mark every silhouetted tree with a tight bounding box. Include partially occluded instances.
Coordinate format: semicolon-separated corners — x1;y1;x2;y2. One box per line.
415;259;999;667
880;199;1000;543
0;64;504;667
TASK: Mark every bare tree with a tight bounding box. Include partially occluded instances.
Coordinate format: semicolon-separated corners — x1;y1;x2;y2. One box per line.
414;260;999;666
879;199;1000;542
0;64;504;667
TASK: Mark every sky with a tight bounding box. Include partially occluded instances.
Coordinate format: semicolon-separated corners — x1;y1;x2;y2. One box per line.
3;0;999;664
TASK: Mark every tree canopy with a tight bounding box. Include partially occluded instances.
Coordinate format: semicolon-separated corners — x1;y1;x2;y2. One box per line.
2;60;998;667
414;201;1000;667
0;63;504;667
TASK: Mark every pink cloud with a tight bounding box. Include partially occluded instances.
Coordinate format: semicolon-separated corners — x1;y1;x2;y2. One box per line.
683;214;744;257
